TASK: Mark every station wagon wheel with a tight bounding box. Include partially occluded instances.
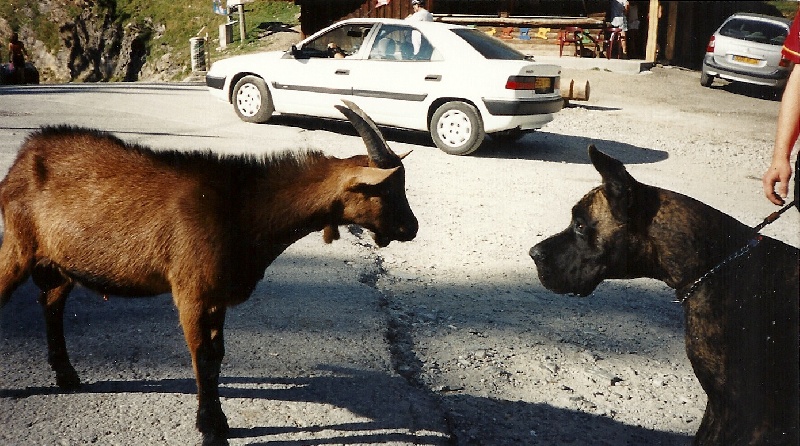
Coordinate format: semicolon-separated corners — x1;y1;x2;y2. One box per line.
430;101;485;155
700;71;714;87
232;75;274;123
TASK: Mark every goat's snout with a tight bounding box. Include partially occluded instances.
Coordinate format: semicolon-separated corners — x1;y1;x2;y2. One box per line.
400;215;419;240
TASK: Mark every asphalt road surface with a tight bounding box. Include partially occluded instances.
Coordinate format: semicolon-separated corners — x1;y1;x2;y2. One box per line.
0;66;797;446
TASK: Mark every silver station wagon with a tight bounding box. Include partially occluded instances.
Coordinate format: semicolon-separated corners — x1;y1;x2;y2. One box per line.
701;13;793;91
206;18;564;155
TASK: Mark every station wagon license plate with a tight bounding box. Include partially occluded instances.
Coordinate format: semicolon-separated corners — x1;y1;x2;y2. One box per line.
732;55;760;65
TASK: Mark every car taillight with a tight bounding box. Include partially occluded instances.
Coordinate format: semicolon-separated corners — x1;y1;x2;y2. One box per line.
506;75;555;93
706;35;715;53
506;76;537;90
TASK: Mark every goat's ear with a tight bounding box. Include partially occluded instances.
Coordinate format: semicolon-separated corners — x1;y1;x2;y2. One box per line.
398;150;412;160
348;166;400;189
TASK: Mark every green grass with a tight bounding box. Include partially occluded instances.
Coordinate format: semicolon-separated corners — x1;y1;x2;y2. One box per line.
1;0;82;52
111;0;300;79
3;0;299;81
768;0;799;19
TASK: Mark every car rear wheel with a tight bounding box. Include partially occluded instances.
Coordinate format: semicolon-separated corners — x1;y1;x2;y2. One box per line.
700;71;714;87
430;101;485;155
233;75;274;123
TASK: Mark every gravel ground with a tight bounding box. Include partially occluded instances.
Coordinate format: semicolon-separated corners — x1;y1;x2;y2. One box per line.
0;61;797;446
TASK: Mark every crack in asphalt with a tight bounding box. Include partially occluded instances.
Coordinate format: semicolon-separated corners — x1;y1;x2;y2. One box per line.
347;225;457;445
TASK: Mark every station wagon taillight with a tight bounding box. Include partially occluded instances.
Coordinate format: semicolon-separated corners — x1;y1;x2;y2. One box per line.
506;76;555;93
706;35;715;53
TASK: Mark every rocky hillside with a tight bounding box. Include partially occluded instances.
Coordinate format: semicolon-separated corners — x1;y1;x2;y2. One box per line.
0;0;299;83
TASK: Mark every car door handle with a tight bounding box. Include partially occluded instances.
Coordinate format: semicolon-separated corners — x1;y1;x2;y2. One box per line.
425;75;442;81
335;69;350;75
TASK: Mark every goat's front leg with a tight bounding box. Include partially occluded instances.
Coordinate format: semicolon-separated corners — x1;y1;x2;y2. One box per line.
33;266;80;390
178;300;229;445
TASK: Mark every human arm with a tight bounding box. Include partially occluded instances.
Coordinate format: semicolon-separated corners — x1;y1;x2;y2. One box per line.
763;66;800;205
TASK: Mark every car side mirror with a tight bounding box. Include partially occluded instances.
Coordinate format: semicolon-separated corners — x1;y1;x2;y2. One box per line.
290;44;311;60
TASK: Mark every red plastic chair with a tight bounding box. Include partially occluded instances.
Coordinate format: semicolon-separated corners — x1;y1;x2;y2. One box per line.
558;27;583;57
603;27;624;59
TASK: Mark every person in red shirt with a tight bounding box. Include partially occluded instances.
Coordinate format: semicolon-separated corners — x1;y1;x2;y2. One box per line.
763;14;800;209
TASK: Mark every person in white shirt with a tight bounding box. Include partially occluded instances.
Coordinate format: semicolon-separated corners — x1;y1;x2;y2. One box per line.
406;0;433;22
607;0;629;58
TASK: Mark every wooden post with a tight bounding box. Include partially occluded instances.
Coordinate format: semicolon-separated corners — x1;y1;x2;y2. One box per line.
238;5;246;43
664;1;677;62
645;0;659;62
679;1;694;66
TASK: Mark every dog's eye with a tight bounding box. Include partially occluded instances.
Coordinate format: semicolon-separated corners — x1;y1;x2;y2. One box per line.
573;219;587;236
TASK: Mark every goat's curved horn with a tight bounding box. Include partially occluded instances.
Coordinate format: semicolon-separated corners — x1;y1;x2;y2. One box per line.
335;100;401;169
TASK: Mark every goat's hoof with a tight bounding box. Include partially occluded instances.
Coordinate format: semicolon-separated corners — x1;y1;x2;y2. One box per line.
201;432;229;446
55;370;81;390
197;407;229;439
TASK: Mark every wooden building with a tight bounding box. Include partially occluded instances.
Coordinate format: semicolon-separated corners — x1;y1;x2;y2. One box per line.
294;1;791;68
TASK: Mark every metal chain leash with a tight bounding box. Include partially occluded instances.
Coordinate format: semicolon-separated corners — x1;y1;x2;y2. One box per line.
677;199;796;304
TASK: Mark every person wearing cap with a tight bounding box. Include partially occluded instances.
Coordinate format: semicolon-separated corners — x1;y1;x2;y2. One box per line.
407;0;433;22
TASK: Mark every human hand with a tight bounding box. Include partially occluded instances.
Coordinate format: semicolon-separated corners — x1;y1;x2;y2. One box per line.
762;158;792;205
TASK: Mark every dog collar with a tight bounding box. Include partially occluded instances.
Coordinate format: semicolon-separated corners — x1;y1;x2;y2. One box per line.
677;199;796;304
676;235;762;304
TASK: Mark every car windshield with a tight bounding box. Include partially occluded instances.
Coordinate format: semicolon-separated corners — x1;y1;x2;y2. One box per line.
719;18;788;45
451;28;527;60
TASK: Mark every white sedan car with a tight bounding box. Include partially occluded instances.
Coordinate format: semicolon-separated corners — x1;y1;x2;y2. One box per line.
207;18;563;155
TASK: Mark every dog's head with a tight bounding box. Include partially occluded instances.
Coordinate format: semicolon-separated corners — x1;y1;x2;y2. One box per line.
529;146;659;296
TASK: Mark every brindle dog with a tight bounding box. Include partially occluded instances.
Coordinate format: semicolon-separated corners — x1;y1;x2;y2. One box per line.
530;146;799;446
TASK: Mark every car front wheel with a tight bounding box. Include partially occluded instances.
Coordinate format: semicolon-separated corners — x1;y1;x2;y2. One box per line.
430;101;485;155
233;75;274;123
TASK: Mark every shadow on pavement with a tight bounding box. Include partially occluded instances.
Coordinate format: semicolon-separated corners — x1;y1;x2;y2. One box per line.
267;115;667;165
1;367;691;446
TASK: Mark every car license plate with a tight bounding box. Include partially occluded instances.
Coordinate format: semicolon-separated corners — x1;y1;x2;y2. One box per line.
732;55;760;65
534;77;552;93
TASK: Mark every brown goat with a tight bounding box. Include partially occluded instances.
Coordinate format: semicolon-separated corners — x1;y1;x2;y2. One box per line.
0;100;417;445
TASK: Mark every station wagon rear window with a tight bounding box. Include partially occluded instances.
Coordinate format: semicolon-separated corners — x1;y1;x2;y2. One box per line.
719;18;788;46
451;28;527;60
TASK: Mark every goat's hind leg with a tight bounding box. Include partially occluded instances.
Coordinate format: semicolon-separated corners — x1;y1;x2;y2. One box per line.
32;262;80;390
0;234;34;308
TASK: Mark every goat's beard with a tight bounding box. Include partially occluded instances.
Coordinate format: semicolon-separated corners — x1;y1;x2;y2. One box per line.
322;225;340;244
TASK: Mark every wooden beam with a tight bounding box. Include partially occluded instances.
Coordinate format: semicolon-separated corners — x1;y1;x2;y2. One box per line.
645;0;659;62
436;15;604;28
665;1;678;61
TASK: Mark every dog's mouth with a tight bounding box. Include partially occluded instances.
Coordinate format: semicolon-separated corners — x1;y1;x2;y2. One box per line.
534;266;598;298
